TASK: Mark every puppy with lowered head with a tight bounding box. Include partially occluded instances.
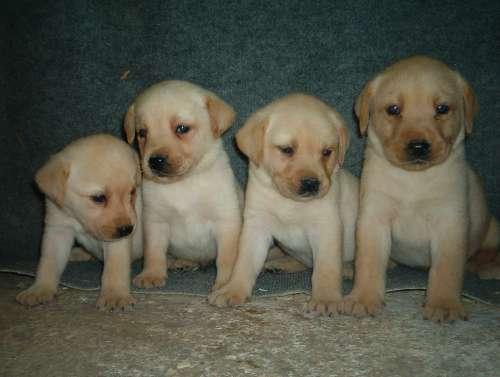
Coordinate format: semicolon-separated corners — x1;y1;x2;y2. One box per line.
342;56;499;322
124;80;241;291
17;134;142;310
209;94;359;316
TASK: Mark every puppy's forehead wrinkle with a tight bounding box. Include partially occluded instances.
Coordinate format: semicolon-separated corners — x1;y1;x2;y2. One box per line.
380;72;459;100
137;100;207;132
269;128;294;146
174;111;198;125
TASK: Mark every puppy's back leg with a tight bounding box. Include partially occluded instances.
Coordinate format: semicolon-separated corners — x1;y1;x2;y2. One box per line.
264;246;308;273
166;256;201;271
69;246;95;262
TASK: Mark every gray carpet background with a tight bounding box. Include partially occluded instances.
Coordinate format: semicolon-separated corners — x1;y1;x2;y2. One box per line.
1;1;499;298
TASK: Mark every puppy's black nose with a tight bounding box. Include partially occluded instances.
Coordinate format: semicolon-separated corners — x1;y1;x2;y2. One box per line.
148;155;168;172
298;177;320;196
406;139;431;161
115;225;133;238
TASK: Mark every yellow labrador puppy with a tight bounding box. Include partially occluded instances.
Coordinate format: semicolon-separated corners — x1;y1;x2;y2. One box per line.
342;56;499;322
209;94;359;316
124;81;241;291
17;134;142;310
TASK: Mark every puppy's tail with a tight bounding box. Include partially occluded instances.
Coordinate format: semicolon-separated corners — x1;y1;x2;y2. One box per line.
481;216;500;251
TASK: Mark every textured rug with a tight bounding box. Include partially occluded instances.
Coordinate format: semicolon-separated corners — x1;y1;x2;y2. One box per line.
2;258;499;306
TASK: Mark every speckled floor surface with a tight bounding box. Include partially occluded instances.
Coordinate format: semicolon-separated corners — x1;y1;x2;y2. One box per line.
1;275;499;377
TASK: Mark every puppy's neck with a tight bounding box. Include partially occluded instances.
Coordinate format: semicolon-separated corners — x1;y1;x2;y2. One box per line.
43;198;84;233
248;162;274;190
190;139;227;176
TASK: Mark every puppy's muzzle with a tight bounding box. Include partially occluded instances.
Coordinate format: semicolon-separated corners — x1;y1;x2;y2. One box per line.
406;139;431;163
298;177;320;197
114;224;134;239
148;154;169;175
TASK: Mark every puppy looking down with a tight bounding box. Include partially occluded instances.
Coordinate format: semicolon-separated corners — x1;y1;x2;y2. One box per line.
17;134;142;310
124;80;241;291
342;56;499;322
209;94;359;316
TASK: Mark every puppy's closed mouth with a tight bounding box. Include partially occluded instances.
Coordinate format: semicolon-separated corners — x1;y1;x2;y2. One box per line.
151;169;173;177
409;158;429;165
298;190;320;198
150;169;185;179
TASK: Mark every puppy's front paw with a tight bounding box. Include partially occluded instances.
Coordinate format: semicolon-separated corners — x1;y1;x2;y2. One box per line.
211;279;227;292
212;271;233;292
208;284;249;308
132;270;166;288
96;290;137;311
423;300;468;323
341;293;384;317
304;297;342;318
16;285;56;306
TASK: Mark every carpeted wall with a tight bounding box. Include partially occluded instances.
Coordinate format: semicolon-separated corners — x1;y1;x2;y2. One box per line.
2;0;499;263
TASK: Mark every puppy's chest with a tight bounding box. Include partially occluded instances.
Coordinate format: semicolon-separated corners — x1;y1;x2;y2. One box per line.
390;202;438;267
147;185;217;223
145;185;220;259
274;226;313;267
269;208;316;266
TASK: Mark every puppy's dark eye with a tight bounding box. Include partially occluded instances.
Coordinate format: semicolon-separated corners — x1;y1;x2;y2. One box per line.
138;129;147;138
436;104;450;115
279;146;294;156
90;194;106;204
322;148;333;157
175;124;190;134
386;105;401;116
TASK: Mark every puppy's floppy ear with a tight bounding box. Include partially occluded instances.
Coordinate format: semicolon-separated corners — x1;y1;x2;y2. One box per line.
124;103;136;144
354;78;378;136
327;109;350;167
456;74;477;134
206;95;236;138
336;124;350;167
35;155;70;207
236;112;268;166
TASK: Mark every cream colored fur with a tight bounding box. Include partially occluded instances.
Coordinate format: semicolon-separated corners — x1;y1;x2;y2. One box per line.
124;81;241;291
209;94;359;316
16;134;142;310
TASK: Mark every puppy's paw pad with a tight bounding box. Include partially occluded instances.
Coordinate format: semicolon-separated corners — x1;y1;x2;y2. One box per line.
208;288;248;308
96;292;137;311
16;286;56;306
423;303;468;323
341;295;384;317
304;298;342;318
132;272;166;288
